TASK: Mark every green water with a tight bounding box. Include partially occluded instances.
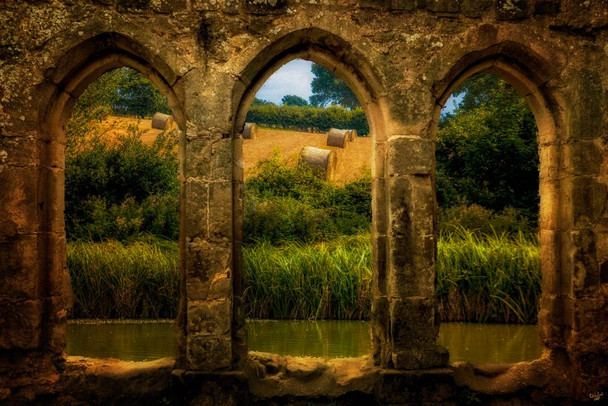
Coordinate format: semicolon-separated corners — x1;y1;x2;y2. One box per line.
66;320;542;364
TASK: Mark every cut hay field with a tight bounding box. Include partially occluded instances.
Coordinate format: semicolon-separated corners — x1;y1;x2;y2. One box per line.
100;116;372;185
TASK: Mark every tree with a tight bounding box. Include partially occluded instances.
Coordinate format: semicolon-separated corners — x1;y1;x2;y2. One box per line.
281;94;309;106
251;97;274;106
309;64;360;109
436;73;539;221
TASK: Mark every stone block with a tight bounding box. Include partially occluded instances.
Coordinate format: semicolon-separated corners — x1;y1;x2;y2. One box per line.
387;136;433;176
0;166;39;237
37;167;64;233
151;0;187;13
184;137;213;180
0;235;39;298
391;344;449;369
375;368;454;403
208;181;233;240
460;0;492;17
570;229;600;297
388;235;435;297
184;178;208;240
244;0;287;14
187;334;232;371
388;175;434;238
563;140;602;176
372;235;388;296
539;229;561;295
372;177;388;235
496;0;530;20
538;179;559;230
39;232;70;299
390;0;416;11
389;297;439;348
373;141;387;179
426;0;459;13
209;138;233;181
534;0;559;16
360;0;390;8
0;298;41;350
564;177;606;227
187;299;232;336
185;239;232;299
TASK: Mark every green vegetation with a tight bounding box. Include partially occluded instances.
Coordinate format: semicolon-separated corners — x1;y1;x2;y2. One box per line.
68;239;179;319
65;68;542;324
245;153;371;244
67;230;540;323
245;104;369;136
309;63;360;109
437;73;539;222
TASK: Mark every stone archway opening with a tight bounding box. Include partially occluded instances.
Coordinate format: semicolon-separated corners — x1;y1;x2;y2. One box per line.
62;66;181;360
237;57;374;358
230;31;389;365
37;36;186;363
434;71;542;364
432;53;566;366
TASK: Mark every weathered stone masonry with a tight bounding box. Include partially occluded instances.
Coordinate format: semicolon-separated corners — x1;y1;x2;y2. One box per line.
0;0;607;404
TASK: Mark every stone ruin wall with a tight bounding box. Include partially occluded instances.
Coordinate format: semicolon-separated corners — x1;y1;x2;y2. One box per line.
0;0;607;404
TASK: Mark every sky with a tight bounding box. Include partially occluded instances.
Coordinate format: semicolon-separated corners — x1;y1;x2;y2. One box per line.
255;58;460;113
256;59;314;105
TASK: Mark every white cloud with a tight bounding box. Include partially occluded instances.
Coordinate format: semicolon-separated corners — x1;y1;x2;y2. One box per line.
255;59;314;105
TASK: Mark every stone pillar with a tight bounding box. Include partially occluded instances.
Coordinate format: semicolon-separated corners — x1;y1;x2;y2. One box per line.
558;64;608;396
180;70;236;371
385;134;448;369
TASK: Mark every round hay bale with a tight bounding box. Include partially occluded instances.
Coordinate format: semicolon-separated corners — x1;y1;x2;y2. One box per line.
326;128;351;148
243;122;258;139
300;146;337;180
349;129;358;141
151;112;174;130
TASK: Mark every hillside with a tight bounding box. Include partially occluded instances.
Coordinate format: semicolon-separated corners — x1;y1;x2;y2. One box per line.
98;116;372;184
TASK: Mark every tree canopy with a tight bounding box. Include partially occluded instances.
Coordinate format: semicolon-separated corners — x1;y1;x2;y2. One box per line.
436;73;539;221
309;63;360;109
281;94;309;106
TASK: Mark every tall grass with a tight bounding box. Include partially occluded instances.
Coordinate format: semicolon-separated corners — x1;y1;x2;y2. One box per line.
67;230;540;323
243;235;372;320
67;239;179;319
437;229;540;324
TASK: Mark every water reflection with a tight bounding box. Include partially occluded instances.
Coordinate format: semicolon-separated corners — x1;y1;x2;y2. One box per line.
66;320;542;364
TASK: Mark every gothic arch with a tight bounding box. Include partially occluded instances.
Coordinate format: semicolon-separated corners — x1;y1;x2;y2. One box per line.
431;41;568;354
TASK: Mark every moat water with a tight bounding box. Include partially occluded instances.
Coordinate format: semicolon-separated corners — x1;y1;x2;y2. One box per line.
66;320;542;364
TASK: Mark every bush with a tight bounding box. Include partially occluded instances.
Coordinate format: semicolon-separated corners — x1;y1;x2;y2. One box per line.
65;125;179;241
244;154;371;244
438;204;534;236
246;104;369;135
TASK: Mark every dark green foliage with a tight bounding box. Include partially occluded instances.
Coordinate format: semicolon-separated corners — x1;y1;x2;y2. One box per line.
309;63;360;109
111;68;171;117
281;94;309;106
246;104;369;135
439;204;534;237
244;154;371;244
251;97;274;106
437;74;539;223
68;240;179;319
65;127;179;242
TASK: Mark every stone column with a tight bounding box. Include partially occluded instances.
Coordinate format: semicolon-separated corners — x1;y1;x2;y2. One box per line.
382;83;448;369
558;63;608;396
180;69;235;371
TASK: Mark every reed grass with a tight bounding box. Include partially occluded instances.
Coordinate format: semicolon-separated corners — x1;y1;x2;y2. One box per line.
437;229;540;323
67;239;179;319
67;229;540;323
242;235;372;320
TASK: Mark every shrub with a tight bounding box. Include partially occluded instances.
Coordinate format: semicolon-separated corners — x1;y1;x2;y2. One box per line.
246;104;369;135
244;154;371;244
65;125;179;241
438;204;534;236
